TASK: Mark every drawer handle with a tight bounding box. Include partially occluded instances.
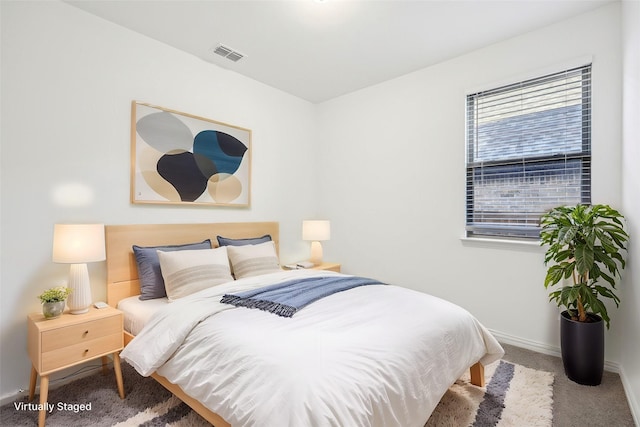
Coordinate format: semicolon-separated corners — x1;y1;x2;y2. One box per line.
83;330;89;336
84;349;89;355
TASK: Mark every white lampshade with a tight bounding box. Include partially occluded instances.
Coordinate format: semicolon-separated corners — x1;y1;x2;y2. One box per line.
302;220;331;241
52;224;105;314
52;224;106;263
302;220;330;265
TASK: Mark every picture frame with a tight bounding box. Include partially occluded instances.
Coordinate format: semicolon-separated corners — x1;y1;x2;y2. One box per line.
130;101;251;207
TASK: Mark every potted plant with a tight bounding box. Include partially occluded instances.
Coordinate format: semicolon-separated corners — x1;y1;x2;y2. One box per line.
540;204;628;385
38;286;71;319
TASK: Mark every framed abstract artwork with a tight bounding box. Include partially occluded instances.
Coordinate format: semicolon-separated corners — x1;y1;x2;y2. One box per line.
131;101;251;207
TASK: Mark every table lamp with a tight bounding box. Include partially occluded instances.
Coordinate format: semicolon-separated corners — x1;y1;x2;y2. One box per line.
52;224;106;314
302;220;330;265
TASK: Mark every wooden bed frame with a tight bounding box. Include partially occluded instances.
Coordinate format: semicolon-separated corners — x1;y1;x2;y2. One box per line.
105;221;485;427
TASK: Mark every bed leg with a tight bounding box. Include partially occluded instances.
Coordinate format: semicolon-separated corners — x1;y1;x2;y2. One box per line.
470;362;485;387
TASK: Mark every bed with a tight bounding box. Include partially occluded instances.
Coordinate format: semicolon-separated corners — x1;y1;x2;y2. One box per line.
106;222;504;427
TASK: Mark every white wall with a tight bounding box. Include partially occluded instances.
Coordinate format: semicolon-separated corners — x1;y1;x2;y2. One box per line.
317;3;623;360
620;0;640;422
0;1;320;401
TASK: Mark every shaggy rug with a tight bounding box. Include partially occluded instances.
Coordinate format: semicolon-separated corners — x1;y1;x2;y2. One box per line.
425;360;554;427
1;360;553;426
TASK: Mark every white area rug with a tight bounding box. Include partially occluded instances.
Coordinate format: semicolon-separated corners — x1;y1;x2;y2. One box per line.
425;360;554;427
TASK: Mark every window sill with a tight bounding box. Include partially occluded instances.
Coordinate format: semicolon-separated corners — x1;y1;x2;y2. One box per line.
460;236;545;251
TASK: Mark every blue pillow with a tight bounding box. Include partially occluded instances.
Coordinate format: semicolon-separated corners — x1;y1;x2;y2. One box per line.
216;234;272;247
133;239;212;300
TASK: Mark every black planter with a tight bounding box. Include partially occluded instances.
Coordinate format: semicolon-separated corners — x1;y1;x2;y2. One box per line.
560;310;604;386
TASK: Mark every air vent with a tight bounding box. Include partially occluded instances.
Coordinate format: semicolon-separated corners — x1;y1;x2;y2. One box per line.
213;44;245;62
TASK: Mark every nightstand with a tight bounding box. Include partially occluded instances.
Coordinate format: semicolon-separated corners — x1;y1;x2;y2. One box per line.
312;262;341;272
27;306;125;427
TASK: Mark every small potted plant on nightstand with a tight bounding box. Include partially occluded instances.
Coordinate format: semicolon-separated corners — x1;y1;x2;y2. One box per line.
38;286;71;319
540;204;628;385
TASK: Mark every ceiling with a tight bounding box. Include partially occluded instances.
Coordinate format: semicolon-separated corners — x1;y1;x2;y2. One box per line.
66;0;612;103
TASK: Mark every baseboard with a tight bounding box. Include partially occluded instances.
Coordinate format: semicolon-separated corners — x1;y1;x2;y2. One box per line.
617;364;640;426
489;328;620;373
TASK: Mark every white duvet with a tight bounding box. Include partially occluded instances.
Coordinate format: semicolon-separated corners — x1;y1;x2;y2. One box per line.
121;269;504;427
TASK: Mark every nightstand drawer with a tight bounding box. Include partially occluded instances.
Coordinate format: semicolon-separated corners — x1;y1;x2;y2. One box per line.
41;332;122;373
42;315;121;352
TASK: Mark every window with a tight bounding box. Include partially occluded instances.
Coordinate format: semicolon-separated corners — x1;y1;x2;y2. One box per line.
466;65;591;240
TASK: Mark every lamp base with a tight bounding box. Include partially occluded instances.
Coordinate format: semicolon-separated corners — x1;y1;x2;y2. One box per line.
309;241;323;265
67;263;92;315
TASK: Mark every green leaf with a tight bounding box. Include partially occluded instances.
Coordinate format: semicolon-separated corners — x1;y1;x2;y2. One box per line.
594;285;620;306
544;265;565;288
548;289;563;305
575;244;594;277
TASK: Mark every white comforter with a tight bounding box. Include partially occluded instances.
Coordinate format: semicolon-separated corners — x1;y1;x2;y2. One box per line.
121;269;504;427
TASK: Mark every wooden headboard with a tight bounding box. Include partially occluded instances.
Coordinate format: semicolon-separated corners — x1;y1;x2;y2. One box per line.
105;222;279;307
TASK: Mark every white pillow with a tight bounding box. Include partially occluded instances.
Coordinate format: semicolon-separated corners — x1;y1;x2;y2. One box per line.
157;247;233;301
226;241;281;279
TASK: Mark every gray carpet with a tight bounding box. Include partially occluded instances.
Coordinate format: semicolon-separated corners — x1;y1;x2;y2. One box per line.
0;343;635;426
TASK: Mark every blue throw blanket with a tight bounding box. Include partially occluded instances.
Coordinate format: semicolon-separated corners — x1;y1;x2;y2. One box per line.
220;275;385;318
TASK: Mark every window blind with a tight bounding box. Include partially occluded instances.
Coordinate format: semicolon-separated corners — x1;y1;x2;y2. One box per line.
466;65;591;239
